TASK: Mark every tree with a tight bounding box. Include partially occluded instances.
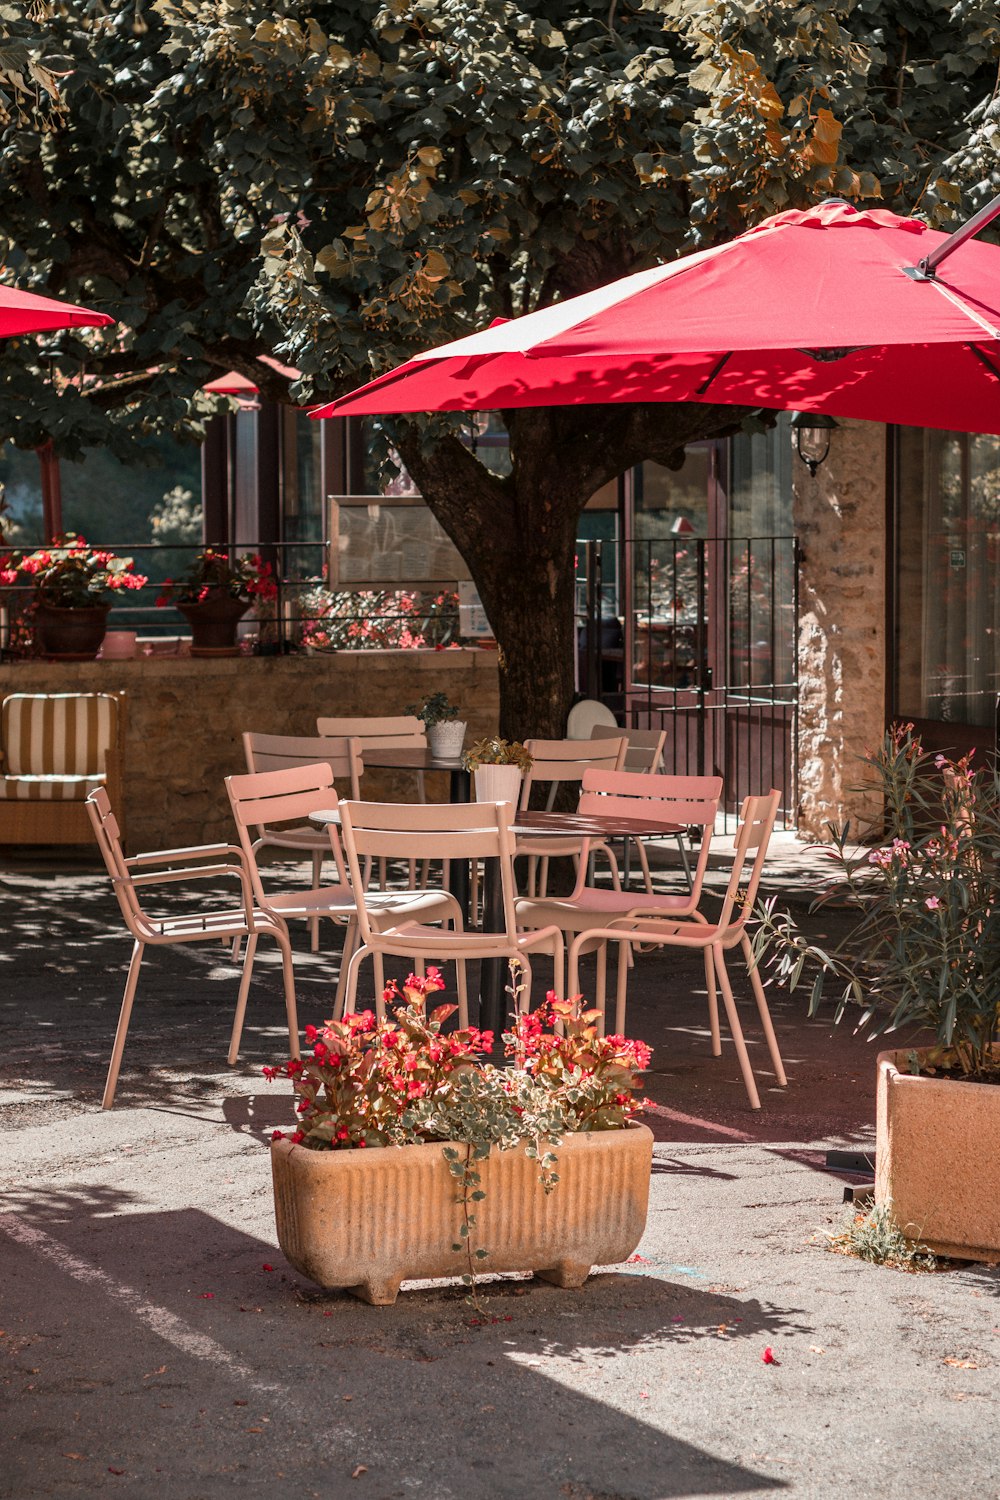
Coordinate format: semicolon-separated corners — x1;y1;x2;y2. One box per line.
0;1;997;734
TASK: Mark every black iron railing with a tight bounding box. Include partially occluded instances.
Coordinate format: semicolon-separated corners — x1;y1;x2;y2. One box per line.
0;540;464;656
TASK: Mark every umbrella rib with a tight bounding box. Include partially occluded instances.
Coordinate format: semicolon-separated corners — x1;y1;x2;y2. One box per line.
922;277;1000;342
695;351;733;395
966;344;1000;383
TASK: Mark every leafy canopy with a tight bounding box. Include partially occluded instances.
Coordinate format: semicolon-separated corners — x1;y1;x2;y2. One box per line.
0;1;995;457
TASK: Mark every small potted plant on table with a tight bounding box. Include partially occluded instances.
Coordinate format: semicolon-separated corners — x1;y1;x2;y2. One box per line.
11;534;147;659
407;691;467;758
754;723;1000;1261
463;736;533;805
157;548;278;654
266;971;654;1303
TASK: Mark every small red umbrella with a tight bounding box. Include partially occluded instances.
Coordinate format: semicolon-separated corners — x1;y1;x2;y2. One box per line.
311;200;1000;435
203;370;259;396
0;282;113;337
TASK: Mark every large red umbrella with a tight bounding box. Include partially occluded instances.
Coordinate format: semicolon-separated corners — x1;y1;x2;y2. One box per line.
311;200;1000;434
0;283;113;337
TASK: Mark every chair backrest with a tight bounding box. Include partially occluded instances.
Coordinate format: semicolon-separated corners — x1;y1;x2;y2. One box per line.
520;736;628;812
3;693;118;775
243;732;363;800
590;723;666;773
315;714;427;751
225;763;345;897
719;790;781;930
579;768;723;895
339;800;520;944
86;786;144;933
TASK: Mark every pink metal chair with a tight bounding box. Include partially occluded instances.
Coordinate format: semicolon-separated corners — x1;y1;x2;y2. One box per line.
242;731;364;948
225;763;460;1016
565;790;788;1110
315;714;429;887
515;735;628;896
515;769;722;1020
86;786;299;1109
338;799;565;1023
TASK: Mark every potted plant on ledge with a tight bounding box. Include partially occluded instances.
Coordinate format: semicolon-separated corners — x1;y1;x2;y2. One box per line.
157;548;278;655
10;533;147;659
463;736;533;805
754;723;1000;1261
265;970;654;1303
407;691;467;758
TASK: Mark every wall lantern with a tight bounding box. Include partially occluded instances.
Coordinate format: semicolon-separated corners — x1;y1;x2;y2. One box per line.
789;410;839;477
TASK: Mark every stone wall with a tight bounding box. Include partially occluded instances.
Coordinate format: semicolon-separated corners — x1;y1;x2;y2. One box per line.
1;648;499;850
794;418;887;839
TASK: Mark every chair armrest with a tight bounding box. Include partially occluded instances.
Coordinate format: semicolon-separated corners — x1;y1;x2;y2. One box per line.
126;843;246;867
126;862;249;889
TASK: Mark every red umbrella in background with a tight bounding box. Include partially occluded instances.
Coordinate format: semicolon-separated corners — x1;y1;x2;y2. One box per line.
311;199;1000;435
0;283;113;337
203;370;260;398
0;285;114;537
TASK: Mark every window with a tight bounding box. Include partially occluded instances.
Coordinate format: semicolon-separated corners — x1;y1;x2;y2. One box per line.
895;428;1000;727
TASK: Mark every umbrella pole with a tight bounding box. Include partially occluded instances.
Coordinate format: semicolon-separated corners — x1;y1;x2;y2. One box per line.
911;191;1000;280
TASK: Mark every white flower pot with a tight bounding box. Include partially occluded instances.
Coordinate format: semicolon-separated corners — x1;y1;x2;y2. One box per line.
474;763;523;806
427;720;467;758
271;1123;653;1303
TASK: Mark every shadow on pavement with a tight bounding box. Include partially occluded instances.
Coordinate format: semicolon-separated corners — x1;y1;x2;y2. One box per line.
0;1185;794;1498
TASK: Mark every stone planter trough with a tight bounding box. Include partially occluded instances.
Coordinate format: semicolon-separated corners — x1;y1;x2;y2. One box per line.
271;1121;654;1303
876;1047;1000;1262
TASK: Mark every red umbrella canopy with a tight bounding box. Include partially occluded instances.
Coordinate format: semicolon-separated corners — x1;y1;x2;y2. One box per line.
203;370;259;395
0;282;113;337
311;201;1000;435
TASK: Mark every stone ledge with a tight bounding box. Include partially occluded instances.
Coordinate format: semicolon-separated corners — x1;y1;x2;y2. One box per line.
1;648;500;850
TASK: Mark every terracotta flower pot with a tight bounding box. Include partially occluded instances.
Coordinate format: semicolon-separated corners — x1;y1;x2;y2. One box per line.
177;595;249;655
271;1121;654;1303
34;602;110;660
474;763;523;805
876;1047;1000;1261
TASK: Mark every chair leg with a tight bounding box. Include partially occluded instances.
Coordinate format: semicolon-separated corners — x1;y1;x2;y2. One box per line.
551;937;565;1004
636;838;653;895
309;850;323;952
539;855;550;897
713;946;760;1110
518;956;533;1016
333;918;357;1021
232;935;242;962
676;833;693;892
742;934;787;1086
343;943;369;1016
595;941;607;1023
228;932;258;1066
456;958;469;1030
705;946;721;1056
414;957;426;978
373;952;386;1019
614;940;630;1037
102;939;144;1110
568;934;582;1000
276;931;299;1060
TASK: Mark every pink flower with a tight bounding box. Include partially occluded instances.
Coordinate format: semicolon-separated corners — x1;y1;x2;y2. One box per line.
925;896;941;910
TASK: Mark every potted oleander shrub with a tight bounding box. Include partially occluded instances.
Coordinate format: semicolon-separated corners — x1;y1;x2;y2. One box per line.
754;724;1000;1260
157;548;278;654
265;970;654;1303
11;534;147;659
407;691;467;758
463;736;533;806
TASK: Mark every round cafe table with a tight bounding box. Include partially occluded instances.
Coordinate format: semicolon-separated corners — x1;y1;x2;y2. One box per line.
309;804;684;1039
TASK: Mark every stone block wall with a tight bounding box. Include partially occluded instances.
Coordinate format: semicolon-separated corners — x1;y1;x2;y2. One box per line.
1;648;499;850
794;418;887;839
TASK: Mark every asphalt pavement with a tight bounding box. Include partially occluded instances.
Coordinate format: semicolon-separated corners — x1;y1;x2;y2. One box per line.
1;848;997;1500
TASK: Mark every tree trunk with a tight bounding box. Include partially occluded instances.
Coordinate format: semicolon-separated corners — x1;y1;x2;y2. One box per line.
395;401;756;741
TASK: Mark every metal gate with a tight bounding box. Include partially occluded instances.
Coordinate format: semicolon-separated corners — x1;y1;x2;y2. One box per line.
577;535;799;826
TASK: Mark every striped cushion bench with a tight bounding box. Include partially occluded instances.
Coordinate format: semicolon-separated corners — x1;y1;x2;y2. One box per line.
0;774;107;800
1;693;117;776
